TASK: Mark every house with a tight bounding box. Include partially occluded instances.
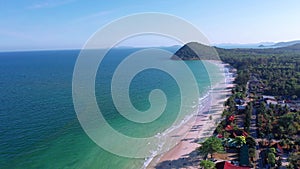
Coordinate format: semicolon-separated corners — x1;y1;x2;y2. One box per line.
216;161;251;169
261;95;278;105
239;145;250;167
266;100;278;105
236;105;246;111
262;95;276;100
234;99;245;105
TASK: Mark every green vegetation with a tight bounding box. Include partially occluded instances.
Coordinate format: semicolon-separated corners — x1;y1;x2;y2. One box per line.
248;148;256;161
257;103;300;140
217;45;300;97
287;152;300;169
198;136;224;159
216;44;300;168
171;42;219;60
267;152;276;167
200;160;216;169
177;42;300;168
234;136;246;147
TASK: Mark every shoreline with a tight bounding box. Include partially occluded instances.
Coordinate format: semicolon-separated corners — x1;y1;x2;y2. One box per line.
147;61;235;169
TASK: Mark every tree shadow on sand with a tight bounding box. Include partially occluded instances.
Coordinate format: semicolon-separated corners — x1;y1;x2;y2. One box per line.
154;150;201;169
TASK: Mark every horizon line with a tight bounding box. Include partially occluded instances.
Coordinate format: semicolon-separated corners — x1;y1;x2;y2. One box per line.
1;39;299;52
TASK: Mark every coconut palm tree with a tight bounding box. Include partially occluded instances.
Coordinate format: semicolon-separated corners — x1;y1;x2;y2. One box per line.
198;136;224;159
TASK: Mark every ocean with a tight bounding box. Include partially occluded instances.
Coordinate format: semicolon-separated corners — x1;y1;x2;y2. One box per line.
0;48;223;169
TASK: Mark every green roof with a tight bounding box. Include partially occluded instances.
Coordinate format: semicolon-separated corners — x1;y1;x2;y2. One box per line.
239;144;250;166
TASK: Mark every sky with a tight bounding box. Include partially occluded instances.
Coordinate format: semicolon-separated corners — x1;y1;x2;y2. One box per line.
1;0;300;51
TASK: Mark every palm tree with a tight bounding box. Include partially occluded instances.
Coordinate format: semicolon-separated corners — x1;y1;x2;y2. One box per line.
234;136;246;148
198;136;224;159
267;152;276;167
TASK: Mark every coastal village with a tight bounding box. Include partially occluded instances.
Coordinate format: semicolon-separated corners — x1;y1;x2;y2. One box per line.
154;63;299;169
197;65;300;168
155;42;300;169
3;1;300;169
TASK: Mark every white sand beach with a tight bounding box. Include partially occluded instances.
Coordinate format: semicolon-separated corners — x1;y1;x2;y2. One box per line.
147;61;235;169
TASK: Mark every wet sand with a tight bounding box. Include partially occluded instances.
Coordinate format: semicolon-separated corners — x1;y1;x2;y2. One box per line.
148;61;235;169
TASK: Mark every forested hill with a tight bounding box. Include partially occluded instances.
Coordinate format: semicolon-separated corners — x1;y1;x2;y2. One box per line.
172;42;300;60
171;41;300;97
171;42;219;60
278;43;300;51
216;43;300;97
272;40;300;47
216;43;300;56
216;43;300;71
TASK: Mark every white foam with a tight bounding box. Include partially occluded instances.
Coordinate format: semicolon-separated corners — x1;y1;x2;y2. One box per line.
142;64;234;168
142;90;212;168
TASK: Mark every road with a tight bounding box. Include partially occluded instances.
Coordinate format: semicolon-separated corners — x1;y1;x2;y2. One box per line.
249;107;263;169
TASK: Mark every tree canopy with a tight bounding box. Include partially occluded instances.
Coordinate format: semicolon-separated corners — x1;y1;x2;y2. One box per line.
200;160;216;169
198;136;224;158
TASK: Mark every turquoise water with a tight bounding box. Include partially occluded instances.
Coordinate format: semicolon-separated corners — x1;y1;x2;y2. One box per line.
0;49;222;169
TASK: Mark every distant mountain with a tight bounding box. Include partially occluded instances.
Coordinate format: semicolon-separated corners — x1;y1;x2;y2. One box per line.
215;42;275;49
172;41;300;61
171;42;219;60
215;40;300;49
271;40;300;47
278;43;300;50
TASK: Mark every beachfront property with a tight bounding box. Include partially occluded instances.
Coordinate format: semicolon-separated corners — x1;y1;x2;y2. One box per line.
236;105;246;111
262;95;276;101
266;99;278;105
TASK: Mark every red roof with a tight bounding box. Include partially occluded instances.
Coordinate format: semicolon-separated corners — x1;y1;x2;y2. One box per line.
224;161;250;169
229;115;235;121
277;143;283;154
225;125;233;131
216;161;251;169
218;134;223;138
242;131;248;137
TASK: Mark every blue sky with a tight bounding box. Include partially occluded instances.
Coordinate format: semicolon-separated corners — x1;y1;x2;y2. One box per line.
1;0;300;50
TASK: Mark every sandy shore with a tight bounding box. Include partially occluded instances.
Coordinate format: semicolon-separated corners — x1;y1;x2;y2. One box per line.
147;61;235;169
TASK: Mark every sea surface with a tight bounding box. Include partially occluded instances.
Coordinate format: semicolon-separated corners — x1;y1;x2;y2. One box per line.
0;48;223;169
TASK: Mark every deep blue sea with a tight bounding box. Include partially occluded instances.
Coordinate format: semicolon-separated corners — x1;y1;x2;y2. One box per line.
0;48;221;169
